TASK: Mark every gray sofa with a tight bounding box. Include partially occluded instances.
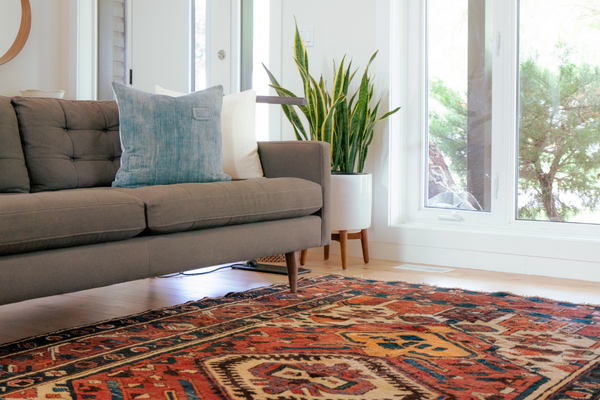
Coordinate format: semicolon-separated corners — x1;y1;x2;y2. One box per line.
0;96;330;305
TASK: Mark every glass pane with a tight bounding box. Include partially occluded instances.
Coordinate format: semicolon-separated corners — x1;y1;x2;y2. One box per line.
194;1;207;91
518;1;600;223
427;0;493;212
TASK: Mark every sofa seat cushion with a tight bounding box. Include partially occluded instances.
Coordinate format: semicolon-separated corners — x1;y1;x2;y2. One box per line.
119;177;323;234
0;189;146;256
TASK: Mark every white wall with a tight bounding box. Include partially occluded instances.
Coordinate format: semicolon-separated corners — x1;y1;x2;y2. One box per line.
274;0;383;142
0;1;22;57
0;0;73;98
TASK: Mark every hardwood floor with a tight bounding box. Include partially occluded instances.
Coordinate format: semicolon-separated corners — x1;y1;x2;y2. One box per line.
2;251;600;345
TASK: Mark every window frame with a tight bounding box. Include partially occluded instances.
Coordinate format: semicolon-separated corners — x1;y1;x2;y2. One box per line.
401;0;505;227
386;0;600;239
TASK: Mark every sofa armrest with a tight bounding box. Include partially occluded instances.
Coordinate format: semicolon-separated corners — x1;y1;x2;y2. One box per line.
258;141;330;247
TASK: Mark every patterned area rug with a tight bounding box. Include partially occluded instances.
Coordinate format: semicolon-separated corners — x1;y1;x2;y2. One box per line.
1;275;600;399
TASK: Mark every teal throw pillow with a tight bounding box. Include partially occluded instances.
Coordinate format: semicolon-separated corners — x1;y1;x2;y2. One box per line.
111;82;231;188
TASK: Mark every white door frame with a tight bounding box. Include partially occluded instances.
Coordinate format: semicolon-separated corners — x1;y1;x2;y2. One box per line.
209;0;241;94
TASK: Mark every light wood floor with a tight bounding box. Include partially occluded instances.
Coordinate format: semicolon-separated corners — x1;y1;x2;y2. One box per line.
2;251;600;345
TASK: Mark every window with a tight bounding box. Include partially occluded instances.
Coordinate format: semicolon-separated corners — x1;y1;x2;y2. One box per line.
427;0;493;212
518;0;600;224
402;0;600;231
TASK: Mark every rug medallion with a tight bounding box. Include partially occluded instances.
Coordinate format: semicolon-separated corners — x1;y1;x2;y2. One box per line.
1;275;600;399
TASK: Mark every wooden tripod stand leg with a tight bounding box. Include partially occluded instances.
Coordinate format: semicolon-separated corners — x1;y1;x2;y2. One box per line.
285;252;299;293
324;245;330;260
360;229;369;263
300;249;307;266
340;230;348;270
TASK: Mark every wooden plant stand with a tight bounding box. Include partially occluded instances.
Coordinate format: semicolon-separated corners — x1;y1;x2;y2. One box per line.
299;229;369;270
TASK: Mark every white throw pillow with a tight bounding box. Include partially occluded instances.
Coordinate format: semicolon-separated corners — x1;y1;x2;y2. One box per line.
155;85;264;179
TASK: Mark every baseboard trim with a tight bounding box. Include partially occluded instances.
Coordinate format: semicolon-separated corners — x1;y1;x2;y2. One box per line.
311;240;600;283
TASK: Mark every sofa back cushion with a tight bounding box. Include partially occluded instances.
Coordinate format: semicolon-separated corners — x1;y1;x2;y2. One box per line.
12;97;121;192
0;96;30;193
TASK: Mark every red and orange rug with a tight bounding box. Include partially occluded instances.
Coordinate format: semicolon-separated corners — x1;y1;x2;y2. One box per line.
1;275;600;399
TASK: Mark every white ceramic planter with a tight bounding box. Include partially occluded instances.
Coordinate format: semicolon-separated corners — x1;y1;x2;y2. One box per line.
330;173;372;232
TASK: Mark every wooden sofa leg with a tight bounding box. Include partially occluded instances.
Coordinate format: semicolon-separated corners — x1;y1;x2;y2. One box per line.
285;252;299;293
300;249;308;266
360;229;370;263
324;245;330;260
340;230;348;270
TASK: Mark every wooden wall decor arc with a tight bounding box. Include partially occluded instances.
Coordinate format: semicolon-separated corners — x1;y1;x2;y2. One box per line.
0;0;32;66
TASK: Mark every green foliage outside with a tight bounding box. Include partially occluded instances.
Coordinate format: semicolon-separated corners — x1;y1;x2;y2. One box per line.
429;45;600;221
428;81;469;189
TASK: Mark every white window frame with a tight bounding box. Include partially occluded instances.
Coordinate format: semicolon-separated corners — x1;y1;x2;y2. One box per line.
400;0;506;227
371;0;600;281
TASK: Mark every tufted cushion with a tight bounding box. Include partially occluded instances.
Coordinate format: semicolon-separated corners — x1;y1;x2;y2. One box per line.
0;96;30;193
11;97;121;192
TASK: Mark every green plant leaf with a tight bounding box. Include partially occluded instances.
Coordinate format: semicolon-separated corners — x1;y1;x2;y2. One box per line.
309;75;327;141
322;95;346;145
332;56;347;100
282;102;309;141
357;106;379;172
347;64;373;172
377;106;401;122
293;59;320;138
333;98;349;171
293;19;309;88
266;83;311;122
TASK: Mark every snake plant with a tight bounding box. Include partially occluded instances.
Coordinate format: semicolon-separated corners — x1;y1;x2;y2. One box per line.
264;22;400;173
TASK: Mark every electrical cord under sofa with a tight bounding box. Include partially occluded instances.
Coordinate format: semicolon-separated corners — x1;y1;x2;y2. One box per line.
156;263;246;278
156;259;312;278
